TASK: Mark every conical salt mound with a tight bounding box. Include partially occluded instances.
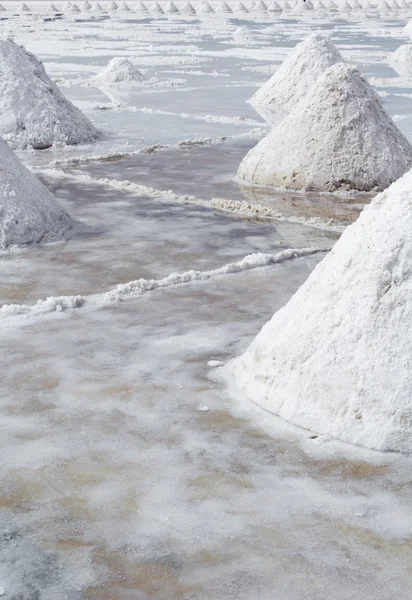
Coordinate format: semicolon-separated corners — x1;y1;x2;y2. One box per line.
268;1;282;10
165;0;179;11
135;1;149;10
230;168;412;453
293;0;313;11
338;0;352;11
378;0;391;10
107;0;118;8
217;1;233;12
152;2;164;12
255;0;268;9
252;34;342;111
69;3;81;11
199;1;215;11
0;40;98;150
92;57;145;86
0;5;5;11
240;63;412;192
389;44;412;77
19;3;30;11
118;2;131;9
234;1;249;10
181;1;196;13
47;3;59;12
91;1;104;9
0;137;71;248
81;0;92;9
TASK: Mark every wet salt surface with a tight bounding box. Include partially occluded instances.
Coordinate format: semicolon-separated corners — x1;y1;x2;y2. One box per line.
2;8;412;599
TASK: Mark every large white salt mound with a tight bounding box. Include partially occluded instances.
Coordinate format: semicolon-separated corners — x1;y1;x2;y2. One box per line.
0;40;98;150
389;44;412;77
252;34;343;111
230;168;412;453
255;0;268;10
0;138;71;248
239;63;412;192
217;1;233;12
0;4;6;11
92;57;145;87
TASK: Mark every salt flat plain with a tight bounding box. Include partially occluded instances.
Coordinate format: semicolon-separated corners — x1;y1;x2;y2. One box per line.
2;3;412;599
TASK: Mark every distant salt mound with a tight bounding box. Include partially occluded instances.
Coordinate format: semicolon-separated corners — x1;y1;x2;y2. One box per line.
378;0;391;10
234;2;249;10
135;1;149;10
47;3;59;12
90;1;104;9
69;3;81;11
0;4;6;11
165;0;179;12
181;1;196;13
217;1;233;12
107;0;118;8
19;3;30;11
338;0;352;12
0;40;98;150
293;0;313;11
239;63;412;192
92;57;145;87
252;34;342;111
389;44;412;77
233;26;253;40
255;0;268;10
0;138;71;248
81;0;92;9
268;1;282;11
198;1;215;12
118;1;130;9
152;2;164;12
230;168;412;453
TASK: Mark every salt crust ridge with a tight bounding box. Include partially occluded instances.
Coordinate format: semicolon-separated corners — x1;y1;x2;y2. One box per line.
240;63;412;192
0;248;324;321
229;169;412;453
0;39;98;150
0;138;71;248
251;34;343;111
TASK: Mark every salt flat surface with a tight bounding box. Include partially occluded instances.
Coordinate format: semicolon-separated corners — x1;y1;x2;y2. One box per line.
2;5;412;599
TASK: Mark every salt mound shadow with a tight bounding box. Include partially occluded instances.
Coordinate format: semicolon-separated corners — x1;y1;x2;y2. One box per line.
0;137;71;248
229;169;412;453
239;63;412;192
0;39;99;150
251;34;343;112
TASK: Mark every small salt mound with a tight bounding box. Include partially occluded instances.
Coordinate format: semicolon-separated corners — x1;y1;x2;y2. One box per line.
81;0;91;9
135;1;149;10
389;44;412;77
19;3;30;11
165;0;180;12
255;0;268;9
180;1;196;13
233;26;253;40
234;1;249;10
90;1;104;9
118;1;131;9
0;4;6;10
152;2;164;12
350;0;363;9
217;1;233;12
268;1;282;11
378;0;391;10
230;168;412;453
69;3;81;11
47;3;59;12
252;34;343;111
293;0;313;11
92;57;145;87
398;0;409;8
338;0;352;11
198;1;215;11
107;0;118;8
62;1;72;8
239;63;412;192
0;40;98;150
0;137;71;248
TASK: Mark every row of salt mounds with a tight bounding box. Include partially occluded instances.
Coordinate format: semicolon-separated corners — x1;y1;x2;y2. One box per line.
239;63;412;192
229;168;412;453
252;34;343;113
0;40;98;150
389;44;412;78
91;57;146;87
0;137;71;248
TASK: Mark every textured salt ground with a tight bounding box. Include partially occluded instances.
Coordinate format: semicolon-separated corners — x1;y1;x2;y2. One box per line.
2;268;412;599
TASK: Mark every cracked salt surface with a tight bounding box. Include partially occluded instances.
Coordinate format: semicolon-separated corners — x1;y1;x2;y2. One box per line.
2;7;412;599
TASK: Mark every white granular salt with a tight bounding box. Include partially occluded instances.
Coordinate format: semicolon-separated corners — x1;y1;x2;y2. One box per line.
389;44;412;78
0;39;99;150
91;57;146;87
239;63;412;192
229;168;412;453
251;33;343;111
0;137;71;248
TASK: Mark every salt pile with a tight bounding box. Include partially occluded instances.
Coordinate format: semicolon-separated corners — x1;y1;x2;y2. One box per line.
152;2;164;12
239;63;412;192
252;34;342;111
293;0;313;11
255;0;268;10
389;44;412;77
81;0;92;9
135;1;149;11
181;1;196;14
19;3;30;11
69;3;81;12
217;1;233;12
165;1;180;12
0;40;98;150
230;168;412;453
92;57;145;87
47;3;59;12
107;0;118;8
268;1;282;11
0;137;71;248
118;2;131;9
198;1;215;12
0;4;6;10
233;26;253;40
234;2;249;10
90;1;104;9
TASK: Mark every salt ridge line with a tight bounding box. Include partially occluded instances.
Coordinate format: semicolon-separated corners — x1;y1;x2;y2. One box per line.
0;248;326;320
40;169;347;232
